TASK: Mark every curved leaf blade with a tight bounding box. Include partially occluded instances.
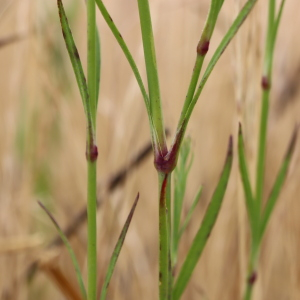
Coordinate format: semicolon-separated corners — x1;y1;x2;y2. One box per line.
57;0;93;135
38;201;87;300
181;0;258;127
178;185;203;240
238;123;257;232
99;193;139;300
173;137;233;300
260;128;297;238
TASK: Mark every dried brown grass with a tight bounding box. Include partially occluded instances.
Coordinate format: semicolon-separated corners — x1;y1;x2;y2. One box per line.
0;0;300;299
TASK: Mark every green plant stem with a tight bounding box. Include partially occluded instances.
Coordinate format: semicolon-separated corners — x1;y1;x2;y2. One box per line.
87;160;97;300
158;172;171;300
255;89;269;214
178;0;224;126
87;0;97;299
171;0;258;170
244;242;259;300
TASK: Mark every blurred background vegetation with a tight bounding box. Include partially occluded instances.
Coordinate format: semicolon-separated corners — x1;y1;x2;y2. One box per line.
0;0;300;299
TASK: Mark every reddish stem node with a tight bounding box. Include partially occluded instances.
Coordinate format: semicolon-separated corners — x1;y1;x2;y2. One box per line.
197;40;210;56
261;76;271;90
86;143;98;162
247;271;257;285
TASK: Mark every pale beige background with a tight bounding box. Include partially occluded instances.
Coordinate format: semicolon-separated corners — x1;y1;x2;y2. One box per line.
0;0;300;299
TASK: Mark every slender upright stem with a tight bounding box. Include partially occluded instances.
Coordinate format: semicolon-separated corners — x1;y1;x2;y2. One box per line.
244;242;259;300
87;0;97;299
137;0;167;154
87;0;97;125
255;89;269;213
158;172;171;300
87;159;97;300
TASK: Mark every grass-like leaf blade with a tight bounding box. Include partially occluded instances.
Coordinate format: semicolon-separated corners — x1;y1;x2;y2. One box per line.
57;0;93;135
95;0;149;112
137;0;166;151
99;193;139;300
238;123;256;232
178;186;203;240
172;138;193;266
181;0;258;126
173;137;233;300
38;201;87;300
95;0;162;155
260;128;297;238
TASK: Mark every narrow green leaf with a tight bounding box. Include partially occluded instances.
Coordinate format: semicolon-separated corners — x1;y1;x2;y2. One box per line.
177;0;257;132
94;0;162;155
172;138;193;268
178;0;225;126
178;186;203;239
95;26;101;108
274;0;286;37
57;0;94;136
99;193;139;300
38;201;87;300
95;0;149;111
269;0;286;58
87;0;97;131
260;128;297;238
173;137;233;300
256;0;286;218
137;0;166;153
238;123;257;232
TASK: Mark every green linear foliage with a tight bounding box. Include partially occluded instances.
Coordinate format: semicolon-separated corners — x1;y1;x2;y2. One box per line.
177;0;258;141
241;1;289;299
99;194;139;300
238;124;257;235
87;0;97;127
173;137;233;300
95;0;149;111
86;1;98;299
260;129;297;239
57;0;99;299
95;0;161;154
257;0;286;209
38;201;87;300
137;0;166;154
57;0;93;135
178;0;225;126
60;0;260;298
172;138;193;268
178;186;202;240
57;0;94;139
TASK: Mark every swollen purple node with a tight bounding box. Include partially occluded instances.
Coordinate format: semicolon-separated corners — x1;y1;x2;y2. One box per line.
197;40;210;56
248;271;257;285
90;144;98;162
86;144;98;162
261;76;270;90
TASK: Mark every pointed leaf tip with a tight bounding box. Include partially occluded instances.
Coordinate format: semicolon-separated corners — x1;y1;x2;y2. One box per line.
38;201;59;228
285;126;298;159
238;122;242;135
38;201;87;300
99;192;139;300
227;135;233;157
